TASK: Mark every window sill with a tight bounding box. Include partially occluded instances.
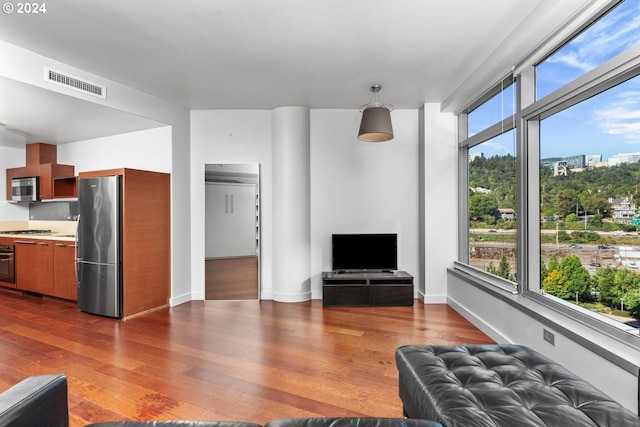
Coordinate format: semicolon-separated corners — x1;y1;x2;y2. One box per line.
450;264;640;375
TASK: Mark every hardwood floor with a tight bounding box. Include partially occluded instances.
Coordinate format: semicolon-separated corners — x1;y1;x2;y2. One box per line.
0;289;493;426
205;256;259;300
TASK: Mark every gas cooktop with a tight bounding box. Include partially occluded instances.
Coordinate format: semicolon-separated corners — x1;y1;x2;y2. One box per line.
0;229;52;234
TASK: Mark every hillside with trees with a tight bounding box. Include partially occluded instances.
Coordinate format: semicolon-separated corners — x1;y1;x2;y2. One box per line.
470;154;640;319
469;154;640;226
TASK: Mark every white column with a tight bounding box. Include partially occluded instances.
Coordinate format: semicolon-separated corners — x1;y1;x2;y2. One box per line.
420;103;456;303
271;106;311;302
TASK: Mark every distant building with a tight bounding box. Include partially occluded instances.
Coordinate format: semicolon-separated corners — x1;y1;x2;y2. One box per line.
470;186;491;194
541;154;585;170
469;152;484;163
617;246;640;268
498;208;516;221
586;154;602;167
610;196;636;223
554;161;569;176
608;152;640;166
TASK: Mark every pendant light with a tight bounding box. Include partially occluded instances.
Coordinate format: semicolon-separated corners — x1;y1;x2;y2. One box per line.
358;84;394;142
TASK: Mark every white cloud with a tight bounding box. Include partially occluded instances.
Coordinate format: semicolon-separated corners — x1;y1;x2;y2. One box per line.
593;86;640;140
547;50;594;72
547;1;640;72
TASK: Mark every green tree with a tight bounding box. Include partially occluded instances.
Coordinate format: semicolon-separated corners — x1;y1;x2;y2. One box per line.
588;214;604;226
541;259;549;282
547;255;559;272
558;255;593;300
594;266;616;304
542;270;567;297
612;269;640;307
469;193;498;221
486;255;512;281
583;194;612;217
556;190;580;218
497;255;512;281
565;213;578;223
622;289;640;317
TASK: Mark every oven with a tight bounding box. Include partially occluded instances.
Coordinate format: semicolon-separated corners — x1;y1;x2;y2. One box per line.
0;244;15;284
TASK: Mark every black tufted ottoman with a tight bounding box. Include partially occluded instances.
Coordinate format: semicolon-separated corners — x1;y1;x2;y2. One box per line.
395;344;640;427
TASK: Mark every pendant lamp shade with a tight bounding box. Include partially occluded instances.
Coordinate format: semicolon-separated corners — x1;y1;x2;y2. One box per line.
358;84;394;142
358;106;393;142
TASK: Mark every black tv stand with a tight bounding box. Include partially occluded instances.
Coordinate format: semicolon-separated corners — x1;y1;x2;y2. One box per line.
335;269;395;274
322;270;413;307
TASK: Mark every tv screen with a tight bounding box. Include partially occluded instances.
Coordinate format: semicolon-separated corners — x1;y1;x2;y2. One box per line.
332;233;397;272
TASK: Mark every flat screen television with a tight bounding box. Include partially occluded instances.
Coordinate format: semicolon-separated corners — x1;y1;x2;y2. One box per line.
332;233;397;272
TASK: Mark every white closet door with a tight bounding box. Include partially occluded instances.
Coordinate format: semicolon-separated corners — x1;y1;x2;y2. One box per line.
205;183;257;258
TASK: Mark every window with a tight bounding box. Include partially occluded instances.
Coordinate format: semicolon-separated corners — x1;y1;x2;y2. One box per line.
462;80;517;283
468;130;517;281
458;0;640;345
468;82;515;136
537;0;640;100
539;74;640;326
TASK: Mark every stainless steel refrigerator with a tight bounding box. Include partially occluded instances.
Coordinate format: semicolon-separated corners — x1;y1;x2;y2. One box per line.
76;175;122;318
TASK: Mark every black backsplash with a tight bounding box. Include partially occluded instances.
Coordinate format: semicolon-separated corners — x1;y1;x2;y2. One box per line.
29;201;79;221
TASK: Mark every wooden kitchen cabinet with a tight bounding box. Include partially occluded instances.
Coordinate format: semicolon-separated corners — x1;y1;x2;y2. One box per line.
5;143;75;200
13;238;77;300
53;241;77;301
14;239;54;295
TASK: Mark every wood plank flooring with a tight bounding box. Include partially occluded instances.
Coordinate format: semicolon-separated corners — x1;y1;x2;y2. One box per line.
205;256;259;300
0;288;493;426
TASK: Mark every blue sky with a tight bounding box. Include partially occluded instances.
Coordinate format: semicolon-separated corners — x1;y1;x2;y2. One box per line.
470;0;640;161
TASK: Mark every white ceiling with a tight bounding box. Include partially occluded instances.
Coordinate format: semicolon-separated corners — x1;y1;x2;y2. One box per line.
0;76;164;147
0;0;593;146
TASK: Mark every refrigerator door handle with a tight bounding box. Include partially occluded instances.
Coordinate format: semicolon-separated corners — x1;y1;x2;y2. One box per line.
75;214;80;285
76;261;82;290
75;214;81;260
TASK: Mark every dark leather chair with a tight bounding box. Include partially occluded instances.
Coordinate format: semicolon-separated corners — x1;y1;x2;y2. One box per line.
0;374;444;427
0;373;69;427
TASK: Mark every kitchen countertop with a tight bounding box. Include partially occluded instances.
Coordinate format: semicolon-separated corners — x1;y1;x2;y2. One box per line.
0;232;76;242
0;220;77;242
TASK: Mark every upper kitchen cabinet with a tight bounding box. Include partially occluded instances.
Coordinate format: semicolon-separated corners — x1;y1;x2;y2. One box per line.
5;142;76;201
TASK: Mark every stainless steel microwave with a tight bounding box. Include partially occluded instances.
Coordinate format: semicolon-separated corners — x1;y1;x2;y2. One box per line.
11;177;39;202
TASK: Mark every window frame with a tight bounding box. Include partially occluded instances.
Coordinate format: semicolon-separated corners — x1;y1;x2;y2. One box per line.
456;3;640;350
522;43;640;348
458;77;519;290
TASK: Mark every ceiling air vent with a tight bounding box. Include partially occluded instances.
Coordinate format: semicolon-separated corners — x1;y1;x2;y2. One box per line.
44;67;107;99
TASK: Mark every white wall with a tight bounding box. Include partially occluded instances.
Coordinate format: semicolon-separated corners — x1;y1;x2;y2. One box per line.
190;108;420;301
190;110;273;300
0;145;30;220
310;109;420;298
56;127;171;173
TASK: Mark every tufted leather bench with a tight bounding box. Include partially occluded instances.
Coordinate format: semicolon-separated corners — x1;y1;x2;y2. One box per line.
395;344;640;427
